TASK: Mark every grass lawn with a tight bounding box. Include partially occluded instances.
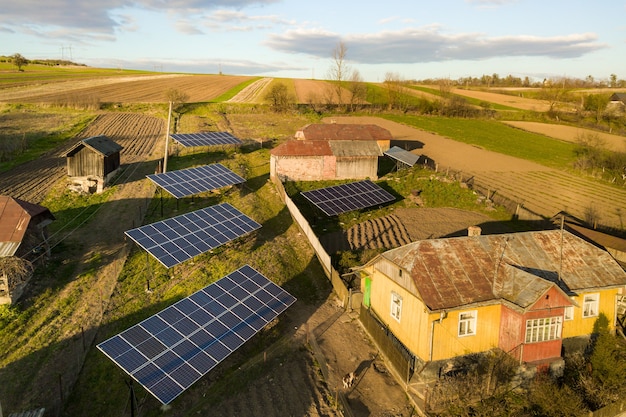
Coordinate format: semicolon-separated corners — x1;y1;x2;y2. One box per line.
382;114;578;170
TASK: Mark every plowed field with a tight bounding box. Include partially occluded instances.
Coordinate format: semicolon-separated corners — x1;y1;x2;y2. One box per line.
0;74;252;104
0;112;164;203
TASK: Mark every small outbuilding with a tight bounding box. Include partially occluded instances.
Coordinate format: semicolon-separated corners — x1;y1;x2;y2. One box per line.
295;123;392;152
270;139;381;181
0;196;55;304
270;123;391;181
65;135;123;193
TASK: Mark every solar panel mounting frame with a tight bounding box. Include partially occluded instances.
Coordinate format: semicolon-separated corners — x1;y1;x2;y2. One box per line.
170;132;242;147
125;203;261;268
300;179;395;216
97;264;296;405
146;163;245;199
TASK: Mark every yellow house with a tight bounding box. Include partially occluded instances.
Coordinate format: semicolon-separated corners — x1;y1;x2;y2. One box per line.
360;230;626;369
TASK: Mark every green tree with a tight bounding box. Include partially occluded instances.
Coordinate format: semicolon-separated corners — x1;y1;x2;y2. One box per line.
11;53;28;71
583;94;609;123
527;373;587;417
589;314;626;396
264;82;294;112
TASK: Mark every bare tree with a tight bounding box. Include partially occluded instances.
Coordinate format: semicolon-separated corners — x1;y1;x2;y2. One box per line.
11;53;28;72
384;72;403;110
165;88;189;112
346;69;367;112
327;41;350;106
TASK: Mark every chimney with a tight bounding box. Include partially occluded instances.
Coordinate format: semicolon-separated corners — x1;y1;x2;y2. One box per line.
468;226;482;236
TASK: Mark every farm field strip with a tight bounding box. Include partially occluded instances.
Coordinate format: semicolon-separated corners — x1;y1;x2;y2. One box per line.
227;77;272;103
470;170;626;227
3;74;253;104
0;74;181;102
502;121;626;153
523;170;623;201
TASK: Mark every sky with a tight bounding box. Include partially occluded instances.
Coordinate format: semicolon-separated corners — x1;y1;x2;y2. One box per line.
1;0;625;83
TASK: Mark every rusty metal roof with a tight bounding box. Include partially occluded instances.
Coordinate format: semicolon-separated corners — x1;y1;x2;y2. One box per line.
270;140;333;156
296;124;393;141
380;230;626;311
64;135;123;157
0;196;54;257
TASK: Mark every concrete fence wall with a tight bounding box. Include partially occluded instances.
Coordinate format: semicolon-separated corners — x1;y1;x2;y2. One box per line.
271;177;353;308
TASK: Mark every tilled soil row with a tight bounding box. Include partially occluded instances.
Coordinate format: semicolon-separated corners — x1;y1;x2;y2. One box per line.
347;214;412;250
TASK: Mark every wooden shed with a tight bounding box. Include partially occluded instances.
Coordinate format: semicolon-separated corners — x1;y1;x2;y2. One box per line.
65;135;123;193
0;196;55;304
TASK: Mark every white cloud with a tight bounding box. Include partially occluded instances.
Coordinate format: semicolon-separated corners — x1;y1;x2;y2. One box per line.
267;26;607;64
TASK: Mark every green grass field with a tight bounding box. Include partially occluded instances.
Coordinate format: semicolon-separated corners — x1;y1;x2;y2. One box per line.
382;114;579;170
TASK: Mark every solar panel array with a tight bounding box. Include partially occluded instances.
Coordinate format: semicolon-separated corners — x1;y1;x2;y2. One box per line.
147;164;245;198
97;265;296;405
384;146;419;167
171;132;242;147
301;180;396;216
125;203;261;268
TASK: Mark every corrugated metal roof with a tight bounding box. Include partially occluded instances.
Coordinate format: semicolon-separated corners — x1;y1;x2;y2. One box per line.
380;230;626;311
64;135;123;157
296;124;393;141
0;196;54;257
328;140;382;157
270;140;333;156
384;146;419;166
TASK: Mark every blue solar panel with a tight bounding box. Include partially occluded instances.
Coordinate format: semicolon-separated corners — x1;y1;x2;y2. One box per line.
171;132;243;147
147;164;245;199
97;265;296;405
125;203;261;268
300;180;395;216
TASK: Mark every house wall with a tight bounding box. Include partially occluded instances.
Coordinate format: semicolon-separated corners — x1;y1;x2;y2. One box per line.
365;267;431;360
499;306;524;359
521;308;564;363
270;155;337;181
431;304;502;361
562;288;622;338
335;157;378;180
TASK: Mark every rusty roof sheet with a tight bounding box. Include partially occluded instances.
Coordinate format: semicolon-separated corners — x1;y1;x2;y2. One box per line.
65;135;123;157
328;140;382;157
297;124;393;141
270;140;333;156
380;230;626;311
0;196;53;257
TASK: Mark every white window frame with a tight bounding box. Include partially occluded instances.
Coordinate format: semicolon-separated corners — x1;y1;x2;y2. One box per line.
564;306;574;321
458;310;477;337
390;292;402;322
583;293;599;318
525;316;562;343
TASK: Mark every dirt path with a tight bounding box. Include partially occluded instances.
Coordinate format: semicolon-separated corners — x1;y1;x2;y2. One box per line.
502;121;626;152
324;116;551;173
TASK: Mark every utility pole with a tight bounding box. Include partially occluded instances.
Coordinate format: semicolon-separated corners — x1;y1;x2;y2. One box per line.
164;101;172;173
